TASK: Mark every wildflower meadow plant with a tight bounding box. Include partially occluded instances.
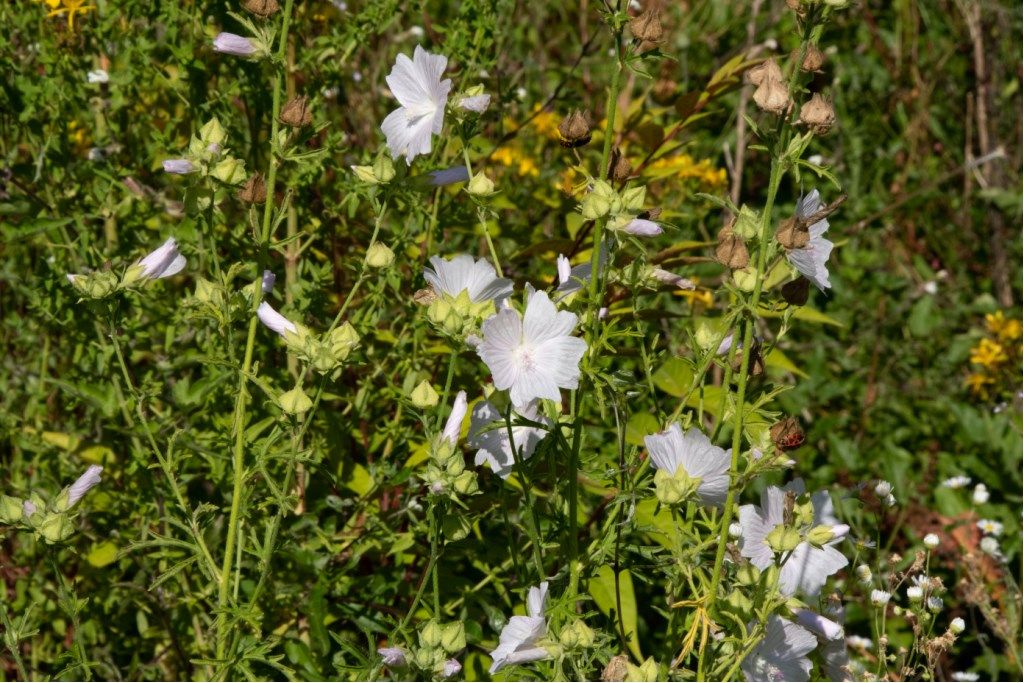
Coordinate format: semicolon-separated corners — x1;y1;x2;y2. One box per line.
1;0;1021;682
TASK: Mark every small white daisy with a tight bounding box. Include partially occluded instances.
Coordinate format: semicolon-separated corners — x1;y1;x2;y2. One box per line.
972;483;989;505
941;475;971;489
976;519;1003;536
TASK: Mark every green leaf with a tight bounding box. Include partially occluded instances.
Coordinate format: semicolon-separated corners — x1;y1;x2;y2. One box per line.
85;541;119;568
587;565;641;660
626;412;661;446
765;348;808;378
653;357;695;397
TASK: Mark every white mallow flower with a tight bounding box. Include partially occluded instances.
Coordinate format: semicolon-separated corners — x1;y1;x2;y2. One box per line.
67;465;103;507
257;302;298;336
741;615;816;682
643;423;731;507
424;254;512;304
137;238;186;279
793;609;850;682
489;582;551;674
786;190;834;291
459;94;491;113
441;391;468;445
381;46;452;164
738;481;848;597
469;400;549;479
477;288;587;407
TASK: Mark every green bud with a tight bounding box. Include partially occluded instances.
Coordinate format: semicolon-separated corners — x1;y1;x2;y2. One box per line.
0;495;23;524
440;622;466;653
411;381;440;409
351;165;378;184
199;117;228;148
373;155;396;184
419;620;443;649
733;205;760;240
278;385;313;415
763;563;781;589
805;524;836;547
793;497;815;527
724;589;753;616
442;512;472;541
193;277;222;304
558;619;596;649
365;242;395;268
328;323;360;362
581;190;613;220
620;185;646;212
735;564;761;586
211;156;247;185
467;171;496;197
653;466;702;506
694;319;726;353
625;657;659;682
39;512;72;544
70;271;120;299
412;646;437;670
732;266;758;292
452;470;478;496
765;524;802;553
444;451;465;477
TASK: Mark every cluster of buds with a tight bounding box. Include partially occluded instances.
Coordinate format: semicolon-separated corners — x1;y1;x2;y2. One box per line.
580;181;663;237
0;466;103;544
557;619;596;651
417;289;496;341
351;155;397;185
652;463;703;507
746;58;791;115
67;237;186;300
257;302;360;374
765;490;849;554
162;118;247;185
421;392;478;501
411;621;465;679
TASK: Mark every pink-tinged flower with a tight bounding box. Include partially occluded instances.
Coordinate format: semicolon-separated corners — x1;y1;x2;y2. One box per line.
650;268;695;290
162;159;196;174
469;400;549;479
257;302;298;336
786;190;834;291
67;465;103;507
741;615;816;682
441;391;468;446
428;165;470;186
738;480;848;597
381;46;452;164
623;218;662;236
423;254;512;304
477;288;587;406
489;582;551;674
138;238;186;279
459;94;491;113
261;270;276;294
22;499;37;517
643;423;731;506
377;647;407;667
441;659;462;678
213;32;258;57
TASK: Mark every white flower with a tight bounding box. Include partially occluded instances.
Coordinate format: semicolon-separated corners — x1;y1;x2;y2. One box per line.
979;536;1004;561
477;288;587;406
469;400;549;479
87;69;109;84
923;532;940;549
926;596;942;613
441;659;462;678
976;519;1002;536
428;165;470;186
906;586;923;602
854;564;872;584
489;582;551;674
949;617;966;635
870;589;891;606
793;609;850;681
952;673;980;682
972;483;989;505
423;254;512;304
846;635;873;650
650;268;695;290
623;218;663;236
643;424;731;506
261;270;276;294
257;302;298;336
213;32;258;57
741;615;815;682
555;251;605;299
381;46;452;164
941;475;971;489
873;480;893;498
793;609;843;641
67;465;103;507
442;391;468;446
459;94;491;112
729;522;743;538
162;159;196;174
138;238;186;279
785;190;834;291
377;647;407;667
738;481;848;597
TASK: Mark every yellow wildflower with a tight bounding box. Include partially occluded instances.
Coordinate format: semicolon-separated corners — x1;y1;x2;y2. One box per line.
965;373;994;399
492;146;539;177
969;338;1008;368
646;154;727;188
985;311;1022;342
529;106;560;140
45;0;95;30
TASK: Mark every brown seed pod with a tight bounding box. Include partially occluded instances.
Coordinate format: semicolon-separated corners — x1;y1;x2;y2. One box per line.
753;77;792;115
731;339;765;377
242;0;279;17
237;173;267;204
799;93;836;134
279;96;313;128
715;228;750;269
776;217;810;249
745;58;784;87
413;288;437;306
557;110;593;148
797;44;826;72
770;417;806;451
781;277;810;306
629;9;664;52
608;148;632;182
601;655;629;682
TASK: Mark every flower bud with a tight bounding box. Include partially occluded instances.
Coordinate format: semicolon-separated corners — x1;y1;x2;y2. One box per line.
373;155;396;183
629;9;663;52
378;646;408;668
211;157;247;185
452;470;478;496
732;266;758;292
766;524;802;553
729;522;743;538
559;619;596;649
366;242;395;268
735;564;760;586
927;596;942;613
581;189;613;220
440;622;466;653
781;277;810;306
467;171;496;196
806;524;837;546
280;96;313;128
39;512;73;543
199;118;228;148
799;94;836;135
0;495;23;524
949;617;965;635
162;159;196;174
776;217;810;249
411;381;440;408
67;271;119;299
732;206;760;240
351;165;378;183
715;228;749;269
855;564;872;584
243;0;279;17
923;533;939;550
278;385;313;415
419;620;443;649
328;322;360;362
213;32;261;57
557;109;592;148
237;173;267;203
625;657;659;682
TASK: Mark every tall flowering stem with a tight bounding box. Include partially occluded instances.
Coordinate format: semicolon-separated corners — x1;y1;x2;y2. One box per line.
217;0;296;668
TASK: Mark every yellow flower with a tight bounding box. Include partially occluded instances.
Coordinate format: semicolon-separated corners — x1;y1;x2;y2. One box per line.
47;0;95;30
969;338;1008;368
965;373;994;399
491;146;539;177
646;154;727;188
985;311;1022;342
529;106;560;140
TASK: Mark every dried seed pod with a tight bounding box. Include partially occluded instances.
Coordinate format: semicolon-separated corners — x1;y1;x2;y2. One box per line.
242;0;279;17
279;96;313;128
715;228;750;269
413;288;437;306
609;148;632;182
557;109;593;148
629;9;664;52
781;277;810;306
652;77;677;105
775;217;810;249
237;173;267;204
753;77;792;115
797;44;826;72
770;417;806;451
799;93;836;134
745;58;784;87
601;655;629;682
731;340;765;377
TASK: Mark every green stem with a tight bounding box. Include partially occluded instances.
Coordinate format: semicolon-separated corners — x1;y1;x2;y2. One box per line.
328;200;387;333
505;409;546;580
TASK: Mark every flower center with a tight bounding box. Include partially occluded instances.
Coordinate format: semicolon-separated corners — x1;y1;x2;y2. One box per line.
515;343;536;371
